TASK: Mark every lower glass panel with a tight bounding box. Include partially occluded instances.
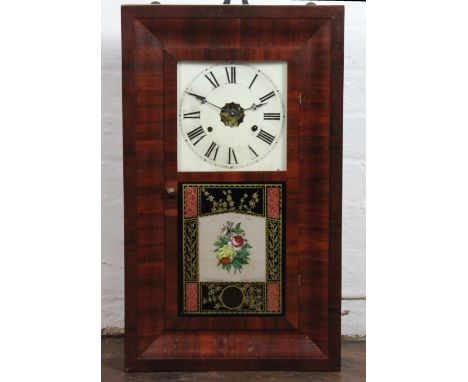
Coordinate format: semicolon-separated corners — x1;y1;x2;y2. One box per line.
178;182;285;316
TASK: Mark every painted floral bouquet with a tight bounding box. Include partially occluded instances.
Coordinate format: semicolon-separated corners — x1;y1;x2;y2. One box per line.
214;221;252;274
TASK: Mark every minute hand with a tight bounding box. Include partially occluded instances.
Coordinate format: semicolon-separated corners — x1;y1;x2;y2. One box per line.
242;102;268;111
186;92;222;110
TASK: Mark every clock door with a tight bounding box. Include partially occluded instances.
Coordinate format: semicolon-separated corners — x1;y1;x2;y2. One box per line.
122;5;344;371
162;50;301;331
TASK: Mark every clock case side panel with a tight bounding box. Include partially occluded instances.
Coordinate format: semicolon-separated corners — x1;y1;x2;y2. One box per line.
328;6;344;369
297;7;344;370
122;10;167;370
122;8;138;371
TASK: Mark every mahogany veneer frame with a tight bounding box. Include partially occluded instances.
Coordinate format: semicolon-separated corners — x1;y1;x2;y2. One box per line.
122;4;344;371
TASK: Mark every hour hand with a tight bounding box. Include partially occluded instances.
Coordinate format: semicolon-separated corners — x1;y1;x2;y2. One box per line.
186;91;207;103
243;102;268;111
186;91;222;110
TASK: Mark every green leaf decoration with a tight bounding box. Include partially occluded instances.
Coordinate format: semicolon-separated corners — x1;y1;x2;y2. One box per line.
232;258;242;269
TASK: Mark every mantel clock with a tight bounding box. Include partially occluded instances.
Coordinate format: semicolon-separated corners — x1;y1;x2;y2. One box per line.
122;3;344;371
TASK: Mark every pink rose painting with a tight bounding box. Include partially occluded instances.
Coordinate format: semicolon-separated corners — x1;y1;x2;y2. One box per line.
230;234;245;249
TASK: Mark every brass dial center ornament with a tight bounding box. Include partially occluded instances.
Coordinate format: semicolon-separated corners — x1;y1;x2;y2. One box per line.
220;102;245;127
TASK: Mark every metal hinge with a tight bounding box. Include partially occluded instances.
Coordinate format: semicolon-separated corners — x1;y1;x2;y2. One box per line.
298;91;302;105
298;274;302;287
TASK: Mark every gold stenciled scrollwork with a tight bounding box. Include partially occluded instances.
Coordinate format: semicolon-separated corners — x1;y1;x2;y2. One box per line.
202;283;264;312
203;284;223;309
242;284;264;311
238;191;260;212
266;219;281;280
183;219;198;281
201;188;260;214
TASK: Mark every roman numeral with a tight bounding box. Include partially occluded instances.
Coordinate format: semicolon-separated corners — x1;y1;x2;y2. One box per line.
259;91;276;103
257;129;275;145
183;111;200;119
248;145;259;159
264;113;280;120
204;71;220;88
225;67;236;84
186;126;206;145
248;74;258;89
205;141;220;161
228;147;238;164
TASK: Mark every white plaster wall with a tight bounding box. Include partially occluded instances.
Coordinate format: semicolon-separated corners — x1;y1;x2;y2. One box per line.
101;0;366;336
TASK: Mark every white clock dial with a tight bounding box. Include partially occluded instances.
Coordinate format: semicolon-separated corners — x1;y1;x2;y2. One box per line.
177;62;287;171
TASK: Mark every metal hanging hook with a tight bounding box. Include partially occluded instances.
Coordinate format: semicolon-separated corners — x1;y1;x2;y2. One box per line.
223;0;249;4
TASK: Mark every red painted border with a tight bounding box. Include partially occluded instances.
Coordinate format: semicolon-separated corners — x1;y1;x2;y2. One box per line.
267;187;280;219
185;282;198;312
266;282;280;312
183;186;198;218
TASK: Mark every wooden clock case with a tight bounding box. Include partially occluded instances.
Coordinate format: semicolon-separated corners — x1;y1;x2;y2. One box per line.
122;4;344;371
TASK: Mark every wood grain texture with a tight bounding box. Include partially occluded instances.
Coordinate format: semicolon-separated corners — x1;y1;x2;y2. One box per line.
122;4;344;371
103;338;366;380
